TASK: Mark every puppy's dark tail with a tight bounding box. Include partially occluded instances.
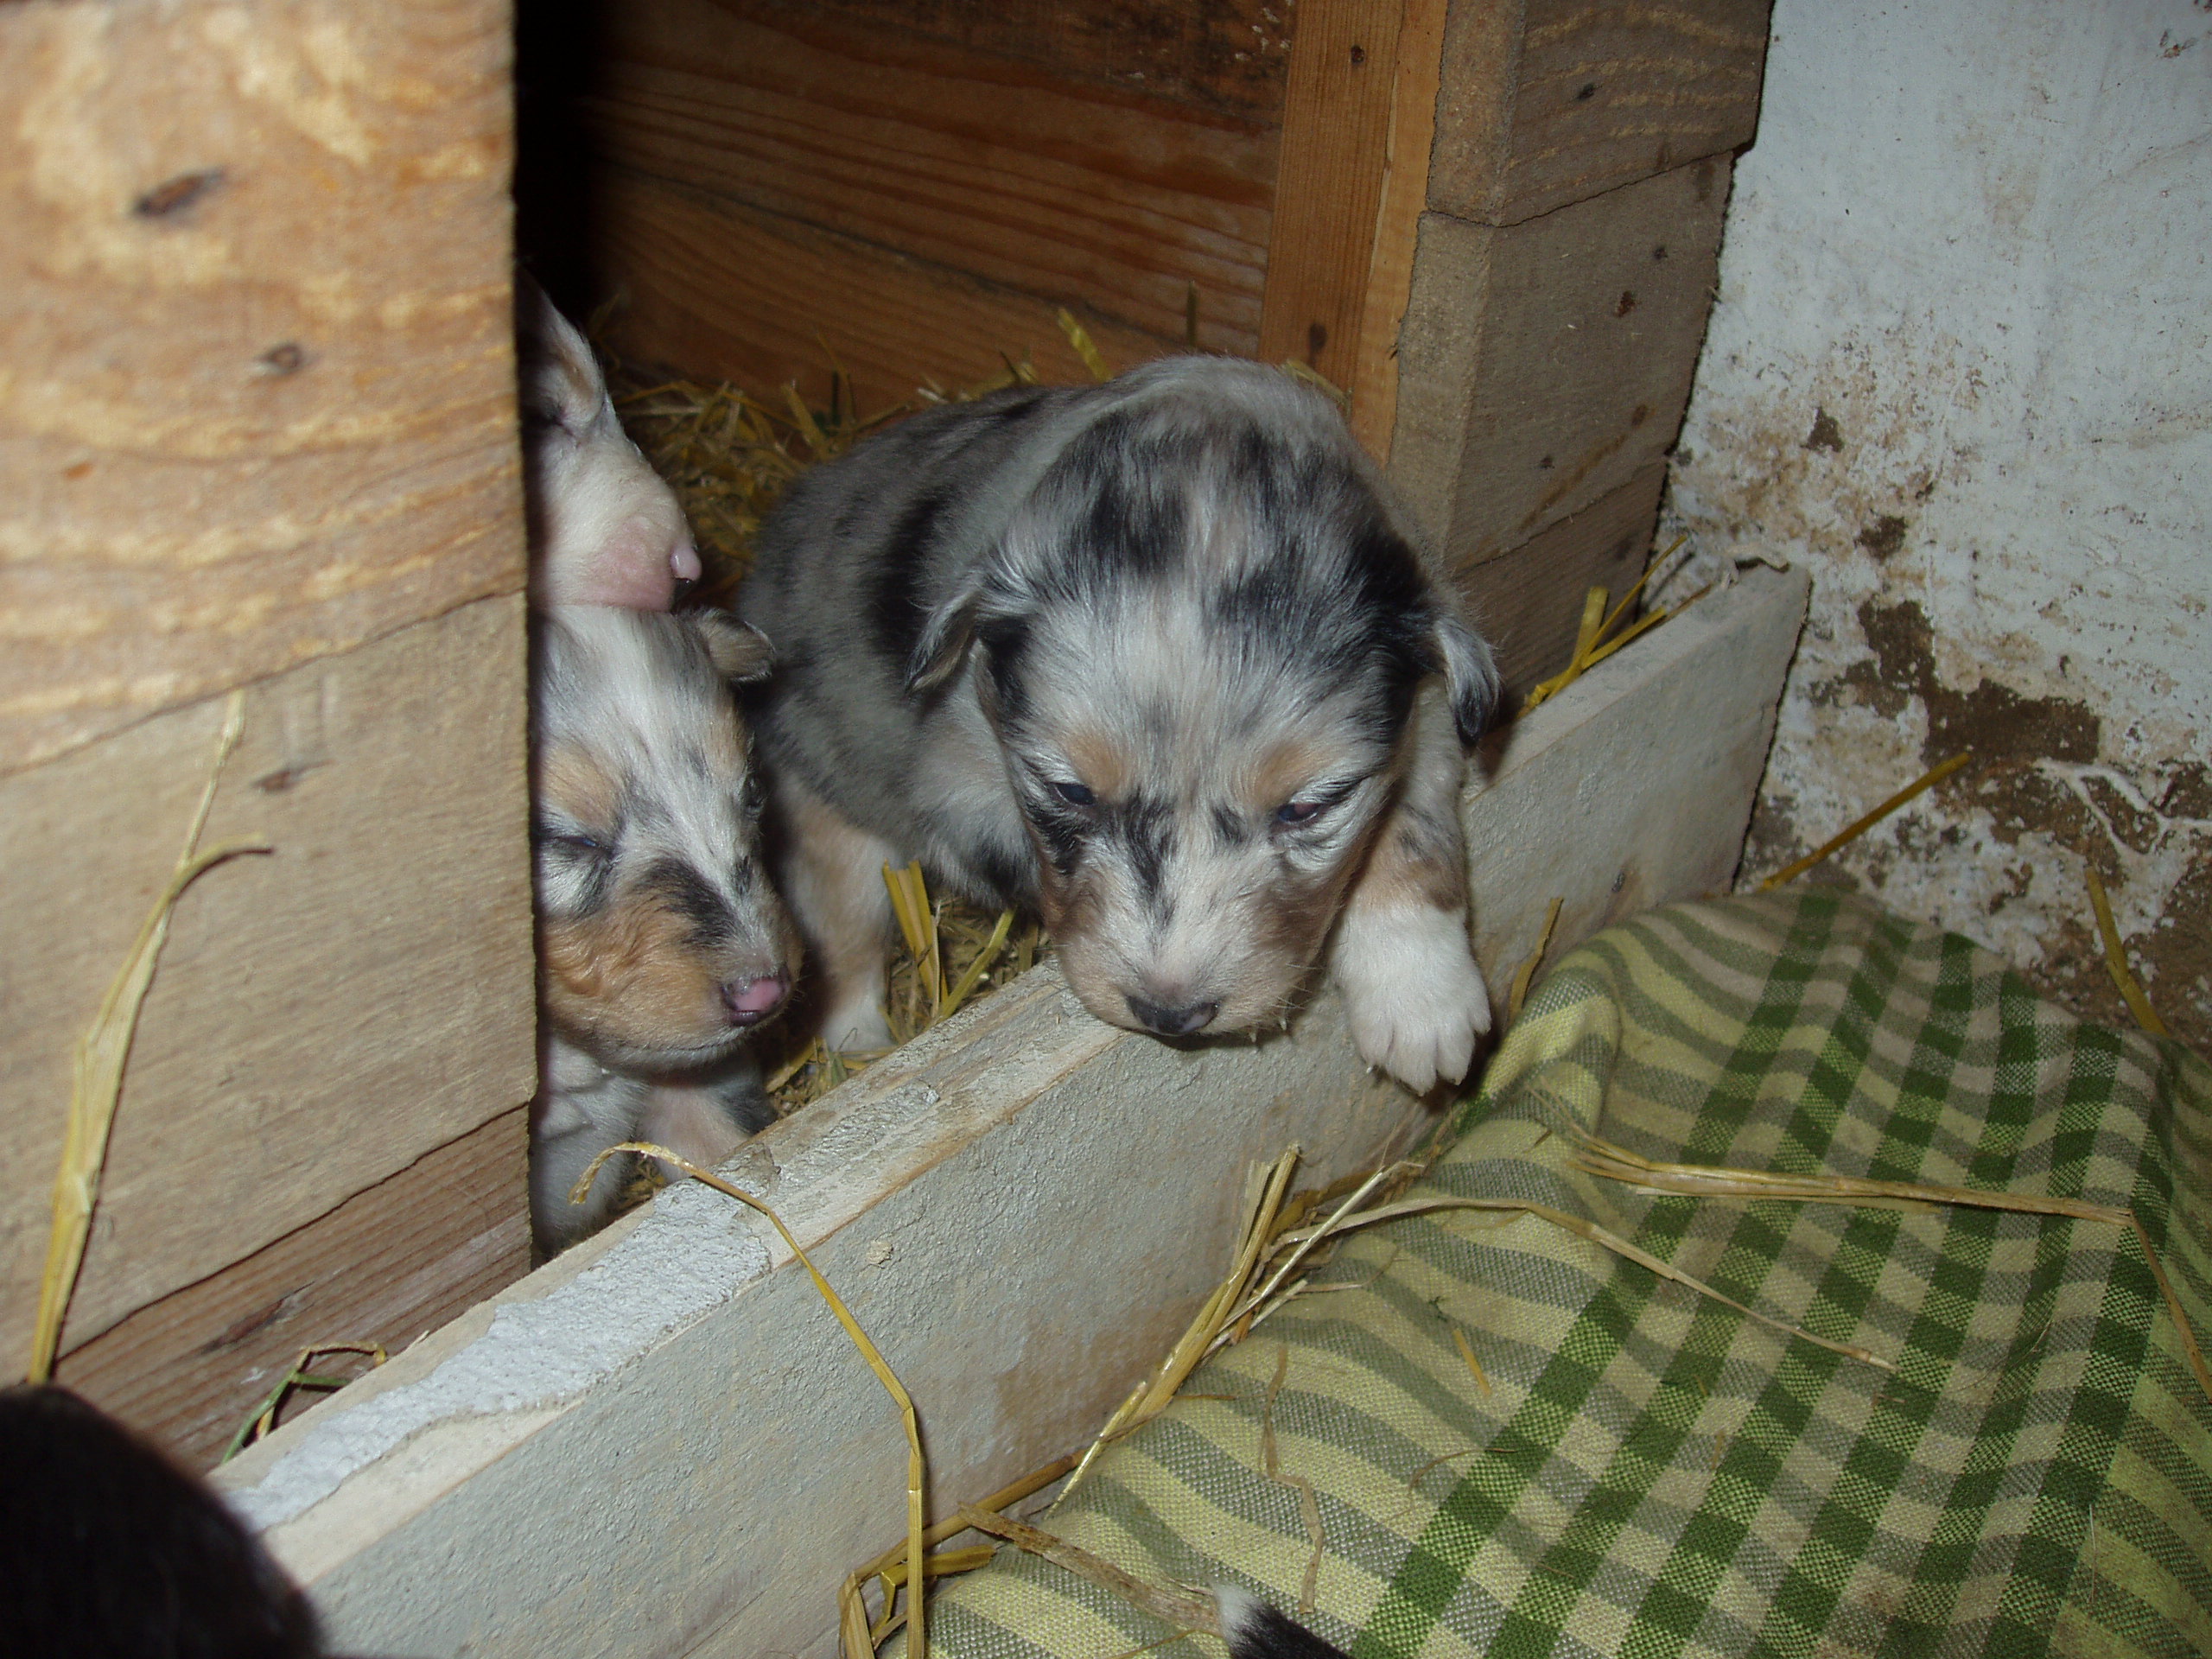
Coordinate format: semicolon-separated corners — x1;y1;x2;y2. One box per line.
1216;1586;1353;1659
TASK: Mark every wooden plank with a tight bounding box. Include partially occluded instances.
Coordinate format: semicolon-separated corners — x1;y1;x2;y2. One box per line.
0;595;536;1370
229;965;1432;1651
750;0;1297;119
1258;0;1408;397
1389;155;1731;563
1431;0;1771;227
1468;567;1808;992
0;0;524;776
1454;463;1663;695
55;1110;531;1474
586;0;1277;355
1347;0;1450;462
592;168;1184;413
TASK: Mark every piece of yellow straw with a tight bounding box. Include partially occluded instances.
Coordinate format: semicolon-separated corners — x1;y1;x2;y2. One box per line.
573;1143;927;1659
29;693;269;1383
1451;1325;1493;1397
1508;897;1565;1023
938;908;1016;1024
1277;359;1351;412
957;1506;1220;1637
1756;752;1975;892
1055;308;1113;383
884;862;943;1013
1523;536;1696;711
2085;868;2171;1039
1569;1131;2212;1408
851;1452;1081;1647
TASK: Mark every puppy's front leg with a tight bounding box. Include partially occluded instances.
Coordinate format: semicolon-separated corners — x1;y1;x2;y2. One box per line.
1328;683;1491;1091
775;772;899;1053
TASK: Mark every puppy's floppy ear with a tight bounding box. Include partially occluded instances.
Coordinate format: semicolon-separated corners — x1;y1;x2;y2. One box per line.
693;611;776;683
515;272;608;435
906;581;984;694
1431;607;1501;746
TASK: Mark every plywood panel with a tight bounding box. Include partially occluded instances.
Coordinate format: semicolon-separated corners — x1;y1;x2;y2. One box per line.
56;1110;530;1473
1432;0;1771;226
0;0;524;775
588;0;1276;354
0;596;535;1370
594;168;1183;413
1390;156;1730;563
1454;463;1664;695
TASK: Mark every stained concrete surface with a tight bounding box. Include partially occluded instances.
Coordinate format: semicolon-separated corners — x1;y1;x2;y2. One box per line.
1664;0;2211;1050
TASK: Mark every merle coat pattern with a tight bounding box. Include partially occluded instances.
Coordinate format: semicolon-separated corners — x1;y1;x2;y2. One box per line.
519;288;799;1252
740;357;1498;1090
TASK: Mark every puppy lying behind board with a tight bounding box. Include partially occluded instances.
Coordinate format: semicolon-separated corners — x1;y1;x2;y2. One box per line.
518;275;702;610
527;607;799;1250
519;286;800;1252
740;357;1498;1090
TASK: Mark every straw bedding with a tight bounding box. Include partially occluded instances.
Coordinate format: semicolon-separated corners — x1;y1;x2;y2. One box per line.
911;890;2212;1657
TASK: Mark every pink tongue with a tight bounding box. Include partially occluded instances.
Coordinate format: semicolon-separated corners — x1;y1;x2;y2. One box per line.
671;541;702;583
731;976;785;1014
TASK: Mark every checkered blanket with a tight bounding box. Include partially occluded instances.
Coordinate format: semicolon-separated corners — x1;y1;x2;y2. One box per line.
918;893;2212;1658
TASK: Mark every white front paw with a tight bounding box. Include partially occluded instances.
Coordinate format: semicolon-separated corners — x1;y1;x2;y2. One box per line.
1331;905;1491;1092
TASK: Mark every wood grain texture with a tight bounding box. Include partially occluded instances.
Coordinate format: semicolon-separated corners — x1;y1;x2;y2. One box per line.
0;596;535;1371
55;1110;530;1473
1347;0;1450;461
1258;0;1407;395
1455;463;1663;695
583;0;1275;356
752;0;1297;118
0;0;525;776
1432;0;1771;226
594;168;1184;415
1390;155;1730;563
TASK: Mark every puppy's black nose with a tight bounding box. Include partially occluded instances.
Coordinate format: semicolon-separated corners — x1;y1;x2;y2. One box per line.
1127;995;1220;1036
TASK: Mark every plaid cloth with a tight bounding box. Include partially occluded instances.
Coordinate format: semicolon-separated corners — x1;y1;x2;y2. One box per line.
916;893;2212;1658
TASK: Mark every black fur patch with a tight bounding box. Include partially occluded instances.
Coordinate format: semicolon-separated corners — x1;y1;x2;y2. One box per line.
1116;795;1175;910
1048;421;1189;594
1220;1597;1351;1659
870;486;952;664
978;614;1034;721
640;855;736;948
3;1385;322;1659
968;835;1033;906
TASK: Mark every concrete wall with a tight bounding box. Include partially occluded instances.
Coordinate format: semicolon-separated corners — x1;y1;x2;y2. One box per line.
1664;0;2210;1048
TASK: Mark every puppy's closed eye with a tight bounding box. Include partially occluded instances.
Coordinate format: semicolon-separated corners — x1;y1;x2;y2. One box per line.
536;824;612;858
1272;777;1363;830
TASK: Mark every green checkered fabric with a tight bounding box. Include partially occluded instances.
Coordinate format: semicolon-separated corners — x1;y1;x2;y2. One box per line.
916;893;2212;1658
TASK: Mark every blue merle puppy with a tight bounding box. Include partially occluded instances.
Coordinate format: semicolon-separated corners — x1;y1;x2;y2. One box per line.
520;288;801;1251
739;357;1498;1090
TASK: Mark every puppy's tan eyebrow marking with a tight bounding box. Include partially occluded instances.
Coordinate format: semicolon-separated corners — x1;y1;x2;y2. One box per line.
540;743;622;830
1062;728;1133;797
1246;737;1332;813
